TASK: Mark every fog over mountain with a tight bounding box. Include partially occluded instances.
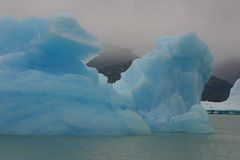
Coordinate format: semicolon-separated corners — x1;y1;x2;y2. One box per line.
88;43;138;68
214;57;240;84
0;0;240;64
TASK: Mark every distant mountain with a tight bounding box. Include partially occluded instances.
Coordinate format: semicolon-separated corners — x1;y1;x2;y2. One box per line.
89;61;133;83
214;57;240;84
87;44;138;83
201;76;233;102
87;43;138;68
88;45;233;102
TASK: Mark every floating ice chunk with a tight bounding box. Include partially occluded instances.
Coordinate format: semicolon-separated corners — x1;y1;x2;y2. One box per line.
0;15;213;135
0;15;150;135
202;79;240;112
114;33;213;133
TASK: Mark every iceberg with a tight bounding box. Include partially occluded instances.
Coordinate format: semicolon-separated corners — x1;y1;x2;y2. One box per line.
114;33;213;133
0;14;213;135
0;15;150;135
229;79;240;97
202;79;240;112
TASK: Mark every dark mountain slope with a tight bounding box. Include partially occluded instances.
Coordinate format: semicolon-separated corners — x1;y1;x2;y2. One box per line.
214;56;240;84
201;76;233;102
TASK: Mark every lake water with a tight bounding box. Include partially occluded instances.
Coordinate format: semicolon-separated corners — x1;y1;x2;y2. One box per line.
0;115;239;160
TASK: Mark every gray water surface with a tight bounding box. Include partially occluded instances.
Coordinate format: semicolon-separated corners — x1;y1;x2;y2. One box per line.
0;115;239;160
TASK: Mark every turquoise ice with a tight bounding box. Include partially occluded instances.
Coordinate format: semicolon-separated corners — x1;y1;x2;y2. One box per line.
0;15;150;135
0;15;213;135
114;33;213;133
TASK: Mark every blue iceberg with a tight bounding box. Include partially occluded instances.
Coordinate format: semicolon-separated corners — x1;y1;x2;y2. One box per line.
0;14;213;135
114;33;213;133
0;15;150;135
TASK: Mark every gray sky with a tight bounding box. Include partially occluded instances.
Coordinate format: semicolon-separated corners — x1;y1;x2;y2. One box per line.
0;0;240;63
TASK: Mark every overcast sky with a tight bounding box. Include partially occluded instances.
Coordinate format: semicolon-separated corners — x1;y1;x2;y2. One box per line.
0;0;240;63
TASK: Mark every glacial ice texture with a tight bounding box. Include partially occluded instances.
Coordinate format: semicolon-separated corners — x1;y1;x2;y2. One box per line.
114;33;213;133
0;15;213;135
0;15;150;135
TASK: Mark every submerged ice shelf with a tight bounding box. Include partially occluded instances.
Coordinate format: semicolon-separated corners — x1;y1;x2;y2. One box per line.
0;14;213;135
